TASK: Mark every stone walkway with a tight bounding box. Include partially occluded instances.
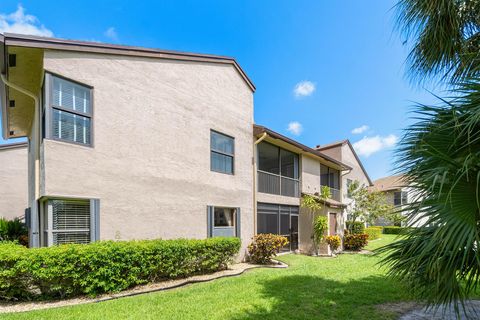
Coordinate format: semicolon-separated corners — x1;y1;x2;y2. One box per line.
0;260;287;314
399;300;480;320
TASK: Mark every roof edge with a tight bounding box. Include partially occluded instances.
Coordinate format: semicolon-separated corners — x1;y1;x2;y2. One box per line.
2;33;256;92
0;141;28;150
254;124;352;171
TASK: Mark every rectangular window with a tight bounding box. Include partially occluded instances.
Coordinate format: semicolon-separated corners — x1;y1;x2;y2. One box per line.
394;191;403;206
394;191;408;206
207;206;240;237
210;130;234;174
43;199;99;246
45;74;93;146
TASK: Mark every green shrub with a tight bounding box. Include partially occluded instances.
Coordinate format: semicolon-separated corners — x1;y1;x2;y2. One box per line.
0;218;28;246
313;216;328;244
0;237;240;300
343;233;369;251
248;234;288;264
365;227;382;240
383;226;410;234
345;221;365;234
325;235;341;251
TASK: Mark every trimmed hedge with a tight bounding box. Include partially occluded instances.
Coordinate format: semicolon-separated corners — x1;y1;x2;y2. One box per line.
365;227;382;240
0;237;240;300
345;221;365;234
383;226;409;234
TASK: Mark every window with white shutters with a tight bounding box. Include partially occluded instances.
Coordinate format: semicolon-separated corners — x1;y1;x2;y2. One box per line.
45;74;93;146
43;199;99;246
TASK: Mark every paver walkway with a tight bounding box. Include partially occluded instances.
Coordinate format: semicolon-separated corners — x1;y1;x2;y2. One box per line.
400;300;480;320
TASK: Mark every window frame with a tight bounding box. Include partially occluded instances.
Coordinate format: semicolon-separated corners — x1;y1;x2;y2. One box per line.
210;129;235;175
44;72;94;147
40;197;100;246
207;206;241;238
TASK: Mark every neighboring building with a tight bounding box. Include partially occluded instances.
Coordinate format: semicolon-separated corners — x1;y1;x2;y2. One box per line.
0;33;255;256
316;140;373;224
254;125;351;255
0;142;28;220
369;175;425;227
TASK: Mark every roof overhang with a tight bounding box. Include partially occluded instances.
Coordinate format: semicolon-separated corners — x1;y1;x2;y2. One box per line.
2;33;256;92
254;124;352;171
317;139;373;186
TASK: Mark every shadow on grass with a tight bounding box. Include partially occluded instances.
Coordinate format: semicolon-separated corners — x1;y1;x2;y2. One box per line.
230;274;411;320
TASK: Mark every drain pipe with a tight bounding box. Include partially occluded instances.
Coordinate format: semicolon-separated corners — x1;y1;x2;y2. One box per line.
253;132;267;237
1;73;40;247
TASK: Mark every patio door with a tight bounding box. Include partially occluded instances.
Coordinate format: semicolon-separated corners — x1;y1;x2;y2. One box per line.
257;203;299;251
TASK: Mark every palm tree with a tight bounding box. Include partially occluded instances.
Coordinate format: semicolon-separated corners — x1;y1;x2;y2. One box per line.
378;0;480;313
396;0;480;83
378;81;480;311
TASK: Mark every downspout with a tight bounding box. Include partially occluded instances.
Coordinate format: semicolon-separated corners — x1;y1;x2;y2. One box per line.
1;73;41;246
253;132;267;237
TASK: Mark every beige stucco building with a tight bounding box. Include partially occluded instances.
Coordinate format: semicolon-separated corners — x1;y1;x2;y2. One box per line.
0;142;28;220
316;140;373;224
1;33;358;258
1;33;255;257
254;125;350;255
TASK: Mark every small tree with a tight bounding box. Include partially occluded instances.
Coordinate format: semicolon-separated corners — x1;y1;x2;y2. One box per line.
347;180;395;232
301;186;331;255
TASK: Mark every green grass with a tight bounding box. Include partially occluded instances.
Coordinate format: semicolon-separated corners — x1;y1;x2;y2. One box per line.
3;235;411;320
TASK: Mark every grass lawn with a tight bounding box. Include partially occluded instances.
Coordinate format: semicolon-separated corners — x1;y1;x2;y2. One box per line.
4;234;410;320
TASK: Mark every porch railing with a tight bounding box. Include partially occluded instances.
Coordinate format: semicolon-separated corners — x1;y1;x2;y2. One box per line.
320;185;341;202
258;170;300;198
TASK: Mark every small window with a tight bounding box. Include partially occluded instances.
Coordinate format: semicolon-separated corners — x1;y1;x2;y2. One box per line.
46;74;93;146
394;191;405;206
43;199;99;246
207;206;240;238
210;130;234;174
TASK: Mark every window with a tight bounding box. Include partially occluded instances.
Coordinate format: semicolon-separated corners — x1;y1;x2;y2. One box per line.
42;199;99;246
210;130;234;174
45;74;93;146
207;206;240;237
394;191;408;206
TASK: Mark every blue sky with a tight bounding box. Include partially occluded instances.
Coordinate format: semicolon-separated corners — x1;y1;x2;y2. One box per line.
0;1;440;180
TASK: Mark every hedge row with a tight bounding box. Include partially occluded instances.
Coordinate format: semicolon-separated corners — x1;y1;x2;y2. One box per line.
383;226;410;234
0;237;240;300
365;227;382;240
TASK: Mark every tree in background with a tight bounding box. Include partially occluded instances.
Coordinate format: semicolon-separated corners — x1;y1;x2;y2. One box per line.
301;186;331;255
346;180;396;230
379;0;480;313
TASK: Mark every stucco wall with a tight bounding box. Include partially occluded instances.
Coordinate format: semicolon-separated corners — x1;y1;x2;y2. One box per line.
0;144;28;220
301;154;321;195
41;51;254;258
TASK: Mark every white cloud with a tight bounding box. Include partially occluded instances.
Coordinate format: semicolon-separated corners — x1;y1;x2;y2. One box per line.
104;27;118;41
293;81;315;98
352;134;398;157
351;125;369;134
287;121;303;136
0;5;53;37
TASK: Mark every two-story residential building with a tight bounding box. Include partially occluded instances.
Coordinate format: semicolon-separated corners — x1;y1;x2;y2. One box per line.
0;142;28;220
370;175;426;227
0;33;256;256
253;125;350;255
316;140;373;223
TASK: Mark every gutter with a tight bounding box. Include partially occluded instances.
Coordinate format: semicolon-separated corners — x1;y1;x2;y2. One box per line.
0;73;41;247
252;132;267;238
